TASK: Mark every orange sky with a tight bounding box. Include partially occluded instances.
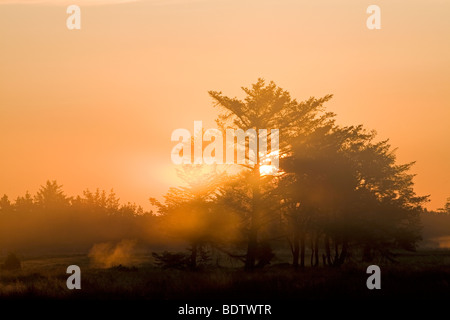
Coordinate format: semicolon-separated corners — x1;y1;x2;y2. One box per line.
0;0;449;210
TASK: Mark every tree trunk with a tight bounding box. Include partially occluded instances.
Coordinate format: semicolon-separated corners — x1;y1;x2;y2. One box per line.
325;235;332;266
300;234;305;268
245;156;260;271
292;229;299;269
337;239;348;266
190;243;198;270
334;238;339;265
313;234;319;267
245;230;257;271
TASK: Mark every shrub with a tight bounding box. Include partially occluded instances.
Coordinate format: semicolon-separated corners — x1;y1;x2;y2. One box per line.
152;251;190;270
2;252;21;270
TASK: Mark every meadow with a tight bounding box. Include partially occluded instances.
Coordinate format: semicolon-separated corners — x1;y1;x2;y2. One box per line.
1;249;450;300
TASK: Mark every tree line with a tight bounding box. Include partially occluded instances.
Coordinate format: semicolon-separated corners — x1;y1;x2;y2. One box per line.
0;181;161;254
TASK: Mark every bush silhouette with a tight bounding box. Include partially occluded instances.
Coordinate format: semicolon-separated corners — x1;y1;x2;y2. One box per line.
3;252;21;270
152;251;190;270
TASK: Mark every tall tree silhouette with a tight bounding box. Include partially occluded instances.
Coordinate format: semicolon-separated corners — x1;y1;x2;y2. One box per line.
0;195;12;213
209;78;333;270
34;180;70;211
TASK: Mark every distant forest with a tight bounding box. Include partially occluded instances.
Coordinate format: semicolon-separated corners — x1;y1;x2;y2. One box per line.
1;79;449;270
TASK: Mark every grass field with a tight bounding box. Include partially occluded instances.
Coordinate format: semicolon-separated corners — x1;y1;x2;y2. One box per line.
1;250;450;300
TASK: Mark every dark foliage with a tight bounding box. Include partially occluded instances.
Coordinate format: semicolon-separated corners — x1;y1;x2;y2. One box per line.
2;252;21;270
